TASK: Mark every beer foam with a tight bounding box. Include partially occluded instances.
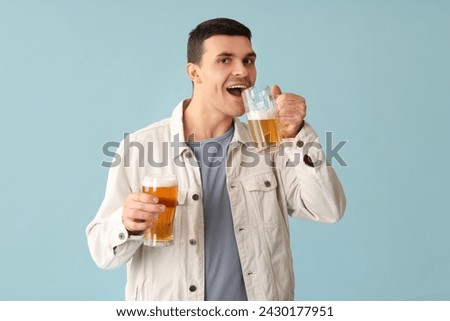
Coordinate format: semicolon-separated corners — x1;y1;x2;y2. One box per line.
247;109;277;120
142;175;177;188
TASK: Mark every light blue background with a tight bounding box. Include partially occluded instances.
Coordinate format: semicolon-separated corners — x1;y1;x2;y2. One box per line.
1;0;449;300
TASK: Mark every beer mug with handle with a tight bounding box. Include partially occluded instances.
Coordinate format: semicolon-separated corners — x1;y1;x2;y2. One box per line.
242;85;282;152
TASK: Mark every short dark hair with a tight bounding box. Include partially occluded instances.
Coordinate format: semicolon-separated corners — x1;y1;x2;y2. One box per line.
187;18;252;64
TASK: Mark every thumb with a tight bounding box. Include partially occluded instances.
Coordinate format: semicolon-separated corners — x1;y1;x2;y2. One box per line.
271;84;282;98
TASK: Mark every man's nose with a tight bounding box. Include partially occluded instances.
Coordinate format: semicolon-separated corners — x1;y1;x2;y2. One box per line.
232;61;249;77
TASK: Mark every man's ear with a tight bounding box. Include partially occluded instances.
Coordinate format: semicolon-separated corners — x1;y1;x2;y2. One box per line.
186;63;202;83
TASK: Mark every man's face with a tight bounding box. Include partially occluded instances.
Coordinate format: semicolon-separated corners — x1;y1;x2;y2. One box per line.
189;35;257;117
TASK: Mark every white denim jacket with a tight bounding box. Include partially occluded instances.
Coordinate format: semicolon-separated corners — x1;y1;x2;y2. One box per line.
86;100;346;301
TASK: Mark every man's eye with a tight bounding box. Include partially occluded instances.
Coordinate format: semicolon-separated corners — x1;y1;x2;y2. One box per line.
219;58;230;64
244;58;255;65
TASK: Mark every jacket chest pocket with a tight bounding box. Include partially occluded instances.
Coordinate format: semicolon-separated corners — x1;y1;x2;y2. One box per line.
242;171;282;228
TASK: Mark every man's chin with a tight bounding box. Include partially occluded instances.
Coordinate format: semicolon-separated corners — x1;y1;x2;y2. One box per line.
231;110;245;118
231;103;245;117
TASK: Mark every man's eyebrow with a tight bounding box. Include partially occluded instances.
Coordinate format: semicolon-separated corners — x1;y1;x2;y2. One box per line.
216;52;257;58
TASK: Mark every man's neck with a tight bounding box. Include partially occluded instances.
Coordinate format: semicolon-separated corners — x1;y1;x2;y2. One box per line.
183;99;234;141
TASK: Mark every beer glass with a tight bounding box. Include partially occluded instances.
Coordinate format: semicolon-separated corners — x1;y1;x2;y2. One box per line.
141;174;178;247
242;85;282;151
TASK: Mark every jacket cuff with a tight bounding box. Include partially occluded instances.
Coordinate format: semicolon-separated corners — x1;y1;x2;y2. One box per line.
282;121;326;168
110;208;133;248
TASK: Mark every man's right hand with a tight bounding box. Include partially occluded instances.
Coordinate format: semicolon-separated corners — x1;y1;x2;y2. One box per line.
122;192;166;235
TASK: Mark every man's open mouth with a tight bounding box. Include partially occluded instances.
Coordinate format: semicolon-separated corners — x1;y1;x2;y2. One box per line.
226;85;248;97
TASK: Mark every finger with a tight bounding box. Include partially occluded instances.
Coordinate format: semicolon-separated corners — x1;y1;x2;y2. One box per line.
279;106;305;120
130;192;159;204
128;201;166;213
279;114;304;124
126;208;161;221
278;109;306;121
276;96;306;108
123;211;159;231
271;84;282;98
124;219;152;233
277;98;306;115
278;102;302;114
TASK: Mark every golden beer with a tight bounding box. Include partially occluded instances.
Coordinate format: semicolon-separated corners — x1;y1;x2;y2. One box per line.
248;118;281;147
142;175;178;247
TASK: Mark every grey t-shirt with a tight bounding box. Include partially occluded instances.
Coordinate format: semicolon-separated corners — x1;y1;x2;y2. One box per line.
187;126;248;301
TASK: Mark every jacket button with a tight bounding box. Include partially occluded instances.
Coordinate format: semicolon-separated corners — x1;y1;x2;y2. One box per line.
185;151;193;158
189;285;197;292
192;194;199;201
296;140;304;148
264;181;271;187
118;232;126;241
189;239;197;246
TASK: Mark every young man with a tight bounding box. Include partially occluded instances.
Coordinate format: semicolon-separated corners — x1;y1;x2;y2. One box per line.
86;18;346;301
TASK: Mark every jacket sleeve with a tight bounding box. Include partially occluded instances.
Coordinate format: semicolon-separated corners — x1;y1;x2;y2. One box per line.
278;122;346;223
85;141;144;269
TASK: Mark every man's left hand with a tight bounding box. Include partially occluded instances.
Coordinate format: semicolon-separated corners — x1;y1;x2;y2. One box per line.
271;85;307;138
